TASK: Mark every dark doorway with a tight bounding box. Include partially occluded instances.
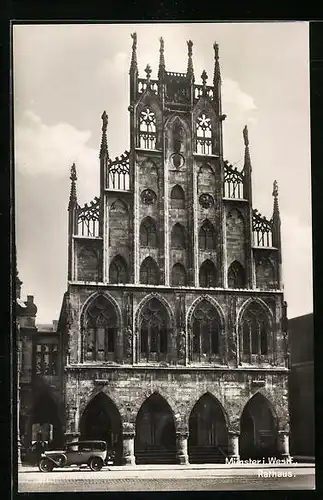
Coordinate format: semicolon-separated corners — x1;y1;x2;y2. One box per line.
80;392;123;465
31;392;64;448
240;393;278;459
135;393;176;464
188;393;228;463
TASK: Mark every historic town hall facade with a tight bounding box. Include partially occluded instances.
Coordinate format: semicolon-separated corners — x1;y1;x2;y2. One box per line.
18;34;291;465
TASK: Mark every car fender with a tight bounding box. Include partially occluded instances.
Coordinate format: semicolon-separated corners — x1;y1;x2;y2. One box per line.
42;453;68;467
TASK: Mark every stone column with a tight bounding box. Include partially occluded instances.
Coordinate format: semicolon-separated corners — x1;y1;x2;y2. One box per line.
278;430;290;458
122;424;136;465
176;430;189;465
64;432;80;443
228;431;240;459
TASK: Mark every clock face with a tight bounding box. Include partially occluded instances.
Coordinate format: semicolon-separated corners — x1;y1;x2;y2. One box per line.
141;189;157;205
199;193;214;209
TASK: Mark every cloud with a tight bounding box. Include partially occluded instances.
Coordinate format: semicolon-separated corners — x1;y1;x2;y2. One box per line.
222;78;257;115
15;110;99;203
96;52;129;82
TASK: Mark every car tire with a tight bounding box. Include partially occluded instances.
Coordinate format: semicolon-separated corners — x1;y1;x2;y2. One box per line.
89;456;103;471
39;458;54;472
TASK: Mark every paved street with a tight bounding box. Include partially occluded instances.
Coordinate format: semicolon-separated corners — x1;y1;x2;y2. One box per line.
18;464;315;492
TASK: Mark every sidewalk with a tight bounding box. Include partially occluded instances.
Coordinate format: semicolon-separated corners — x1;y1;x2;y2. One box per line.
19;461;315;473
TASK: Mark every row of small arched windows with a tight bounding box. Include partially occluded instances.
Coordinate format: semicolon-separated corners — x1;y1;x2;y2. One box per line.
83;295;270;362
109;255;245;289
140;218;217;251
139;107;212;155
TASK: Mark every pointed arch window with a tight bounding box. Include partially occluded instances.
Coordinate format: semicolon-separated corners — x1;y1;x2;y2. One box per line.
140;257;160;285
139;298;169;361
139;107;156;149
171;263;187;286
109;255;128;284
140;217;158;247
228;261;245;289
199;260;217;288
241;303;270;363
191;300;220;361
170;185;185;209
196;113;212;155
84;295;118;362
199;220;216;250
171;223;186;249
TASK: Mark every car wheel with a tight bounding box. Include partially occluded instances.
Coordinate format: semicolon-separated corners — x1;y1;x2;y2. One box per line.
56;456;66;467
89;457;103;471
39;458;54;472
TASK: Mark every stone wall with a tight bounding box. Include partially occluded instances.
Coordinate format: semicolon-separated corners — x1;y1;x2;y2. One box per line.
64;366;290;434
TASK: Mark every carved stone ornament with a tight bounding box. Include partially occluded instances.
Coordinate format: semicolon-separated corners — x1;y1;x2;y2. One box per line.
177;330;186;358
170;153;185;169
124;326;132;356
199;193;214;209
141;189;157;205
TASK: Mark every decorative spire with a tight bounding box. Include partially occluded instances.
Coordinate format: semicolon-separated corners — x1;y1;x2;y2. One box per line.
68;163;77;210
187;40;194;80
272;180;280;218
242;125;252;201
243;125;251;171
158;36;166;79
129;32;138;74
99;110;108;159
271;179;282;263
213;41;221;85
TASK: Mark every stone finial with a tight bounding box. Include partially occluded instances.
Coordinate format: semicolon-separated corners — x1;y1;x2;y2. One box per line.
99;111;109;159
130;32;138;73
201;70;208;86
273;179;278;198
213;41;221;86
70;162;77;182
187;40;194;78
68;163;77;210
159;37;165;70
213;41;219;59
243;125;249;147
145;63;152;82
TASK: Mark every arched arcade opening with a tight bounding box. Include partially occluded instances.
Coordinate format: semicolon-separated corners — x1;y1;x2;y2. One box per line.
239;393;278;459
30;392;64;448
135;392;176;464
188;393;228;463
80;392;123;465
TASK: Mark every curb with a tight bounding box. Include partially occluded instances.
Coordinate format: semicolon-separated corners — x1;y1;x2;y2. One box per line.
18;462;315;473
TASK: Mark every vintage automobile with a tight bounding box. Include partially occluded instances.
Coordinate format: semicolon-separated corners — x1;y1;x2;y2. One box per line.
38;440;107;472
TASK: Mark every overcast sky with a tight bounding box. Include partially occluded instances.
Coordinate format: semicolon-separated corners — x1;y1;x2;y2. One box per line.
13;22;312;324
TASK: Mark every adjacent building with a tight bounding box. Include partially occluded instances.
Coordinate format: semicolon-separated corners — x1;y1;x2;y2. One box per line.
16;271;64;452
288;313;314;459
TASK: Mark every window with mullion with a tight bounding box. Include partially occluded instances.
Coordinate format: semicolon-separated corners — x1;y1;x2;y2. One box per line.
192;301;220;361
139;299;169;360
139;107;157;149
84;297;118;362
196;113;212;155
241;307;270;363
